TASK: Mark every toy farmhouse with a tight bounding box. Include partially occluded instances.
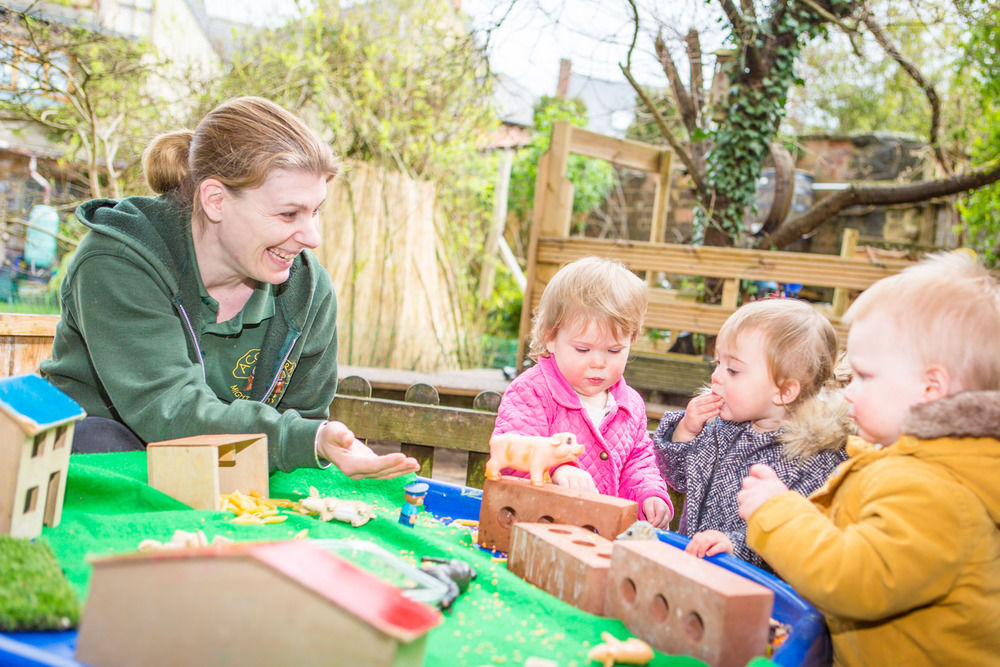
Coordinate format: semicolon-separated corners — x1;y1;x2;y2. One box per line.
76;540;442;667
0;374;85;539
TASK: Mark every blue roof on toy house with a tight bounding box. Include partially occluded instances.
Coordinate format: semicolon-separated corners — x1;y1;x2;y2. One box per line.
0;374;86;435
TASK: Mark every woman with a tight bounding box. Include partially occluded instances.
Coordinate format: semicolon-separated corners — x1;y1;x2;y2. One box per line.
41;97;418;481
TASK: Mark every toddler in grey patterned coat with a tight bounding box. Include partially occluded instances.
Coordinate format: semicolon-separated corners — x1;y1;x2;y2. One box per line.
653;298;850;571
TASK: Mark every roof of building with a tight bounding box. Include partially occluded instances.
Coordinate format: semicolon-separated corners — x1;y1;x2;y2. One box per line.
90;540;443;641
0;374;85;434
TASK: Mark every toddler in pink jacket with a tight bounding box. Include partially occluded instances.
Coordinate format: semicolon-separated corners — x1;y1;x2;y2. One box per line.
492;257;673;528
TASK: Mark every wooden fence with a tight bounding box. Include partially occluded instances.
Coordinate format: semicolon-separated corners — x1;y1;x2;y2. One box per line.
321;161;461;373
519;121;916;400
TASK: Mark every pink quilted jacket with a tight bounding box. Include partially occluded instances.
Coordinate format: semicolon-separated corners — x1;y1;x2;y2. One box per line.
492;355;672;521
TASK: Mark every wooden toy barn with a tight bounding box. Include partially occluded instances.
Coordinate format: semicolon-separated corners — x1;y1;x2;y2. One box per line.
76;540;442;667
0;374;85;539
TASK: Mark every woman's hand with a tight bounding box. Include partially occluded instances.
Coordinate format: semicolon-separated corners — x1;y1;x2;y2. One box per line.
673;392;724;442
642;496;672;529
317;421;419;480
685;530;733;558
550;465;598;492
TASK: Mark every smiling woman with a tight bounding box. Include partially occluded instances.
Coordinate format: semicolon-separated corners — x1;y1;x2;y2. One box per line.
39;97;418;482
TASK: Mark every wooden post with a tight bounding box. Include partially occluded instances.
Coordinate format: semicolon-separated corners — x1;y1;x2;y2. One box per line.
467;390;501;488
480;149;515;303
544;121;575;239
400;383;439;478
831;228;859;318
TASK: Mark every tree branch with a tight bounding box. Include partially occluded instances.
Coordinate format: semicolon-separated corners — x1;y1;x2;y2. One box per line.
860;9;950;172
621;0;707;198
654;30;697;136
684;29;704;126
758;159;1000;248
619;63;708;200
717;0;763;74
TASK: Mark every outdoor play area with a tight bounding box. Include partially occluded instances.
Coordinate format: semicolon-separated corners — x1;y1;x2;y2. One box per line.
3;1;1000;667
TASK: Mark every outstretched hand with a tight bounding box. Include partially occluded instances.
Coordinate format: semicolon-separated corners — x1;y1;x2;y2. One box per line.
737;464;788;519
317;421;420;480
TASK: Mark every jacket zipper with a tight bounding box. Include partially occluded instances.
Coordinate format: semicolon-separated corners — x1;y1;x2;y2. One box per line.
176;302;206;383
260;333;299;403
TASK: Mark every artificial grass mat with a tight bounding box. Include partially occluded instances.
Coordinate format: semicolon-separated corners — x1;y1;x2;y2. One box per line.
0;536;80;632
33;452;762;666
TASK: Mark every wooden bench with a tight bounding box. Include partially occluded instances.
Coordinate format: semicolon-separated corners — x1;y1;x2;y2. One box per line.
0;313;500;487
520;122;917;402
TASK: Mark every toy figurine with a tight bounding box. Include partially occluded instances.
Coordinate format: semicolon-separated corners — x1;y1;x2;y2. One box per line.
484;432;584;485
300;486;375;527
616;520;658;541
420;556;477;611
398;481;428;527
587;632;654;667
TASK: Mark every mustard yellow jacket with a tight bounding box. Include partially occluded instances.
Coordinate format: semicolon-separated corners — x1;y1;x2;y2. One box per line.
746;390;1000;666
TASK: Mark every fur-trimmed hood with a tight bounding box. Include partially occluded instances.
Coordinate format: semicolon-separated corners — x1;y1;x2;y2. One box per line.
904;390;1000;440
778;387;854;461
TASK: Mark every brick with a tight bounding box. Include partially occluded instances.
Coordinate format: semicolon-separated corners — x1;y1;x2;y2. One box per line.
604;540;773;667
477;476;638;553
507;523;613;616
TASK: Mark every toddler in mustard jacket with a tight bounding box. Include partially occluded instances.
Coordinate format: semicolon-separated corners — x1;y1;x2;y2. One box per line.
737;251;1000;666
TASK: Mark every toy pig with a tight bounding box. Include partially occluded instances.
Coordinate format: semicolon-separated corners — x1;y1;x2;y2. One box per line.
484;432;583;485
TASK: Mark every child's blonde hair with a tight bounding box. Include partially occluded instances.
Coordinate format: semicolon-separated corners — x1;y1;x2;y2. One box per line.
845;250;1000;391
718;298;838;405
528;257;647;360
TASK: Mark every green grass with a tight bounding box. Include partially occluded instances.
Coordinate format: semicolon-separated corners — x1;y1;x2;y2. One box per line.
0;295;61;314
0;536;81;631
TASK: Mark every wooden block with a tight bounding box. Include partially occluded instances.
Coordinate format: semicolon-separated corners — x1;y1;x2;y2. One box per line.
508;523;613;616
477;476;637;553
147;434;268;510
604;540;773;667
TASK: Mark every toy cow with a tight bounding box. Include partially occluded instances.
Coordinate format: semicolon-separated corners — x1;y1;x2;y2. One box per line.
484;432;584;485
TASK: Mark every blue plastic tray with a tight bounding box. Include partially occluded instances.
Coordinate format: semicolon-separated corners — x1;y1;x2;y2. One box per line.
2;476;831;667
423;477;832;667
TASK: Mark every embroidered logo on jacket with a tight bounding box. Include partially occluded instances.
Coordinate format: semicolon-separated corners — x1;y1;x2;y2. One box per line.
229;349;295;404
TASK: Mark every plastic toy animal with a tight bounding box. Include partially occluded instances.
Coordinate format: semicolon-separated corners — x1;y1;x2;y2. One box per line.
586;632;654;666
616;520;658;541
300;487;374;527
420;556;477;610
485;432;584;485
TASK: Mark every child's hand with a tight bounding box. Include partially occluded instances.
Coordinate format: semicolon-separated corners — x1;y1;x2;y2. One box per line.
642;497;672;529
685;530;733;558
737;464;789;519
551;465;598;493
673;392;724;441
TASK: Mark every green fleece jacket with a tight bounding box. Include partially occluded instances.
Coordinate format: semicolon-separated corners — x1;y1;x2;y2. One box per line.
40;195;339;472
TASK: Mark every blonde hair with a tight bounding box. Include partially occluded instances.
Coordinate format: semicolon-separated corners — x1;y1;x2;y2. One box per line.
142;96;339;216
718;298;838;404
528;257;647;360
845;250;1000;391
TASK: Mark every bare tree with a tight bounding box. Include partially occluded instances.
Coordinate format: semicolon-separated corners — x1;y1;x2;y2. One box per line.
620;0;1000;249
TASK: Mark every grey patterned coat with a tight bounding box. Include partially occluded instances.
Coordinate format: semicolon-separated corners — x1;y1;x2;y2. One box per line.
653;390;851;571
